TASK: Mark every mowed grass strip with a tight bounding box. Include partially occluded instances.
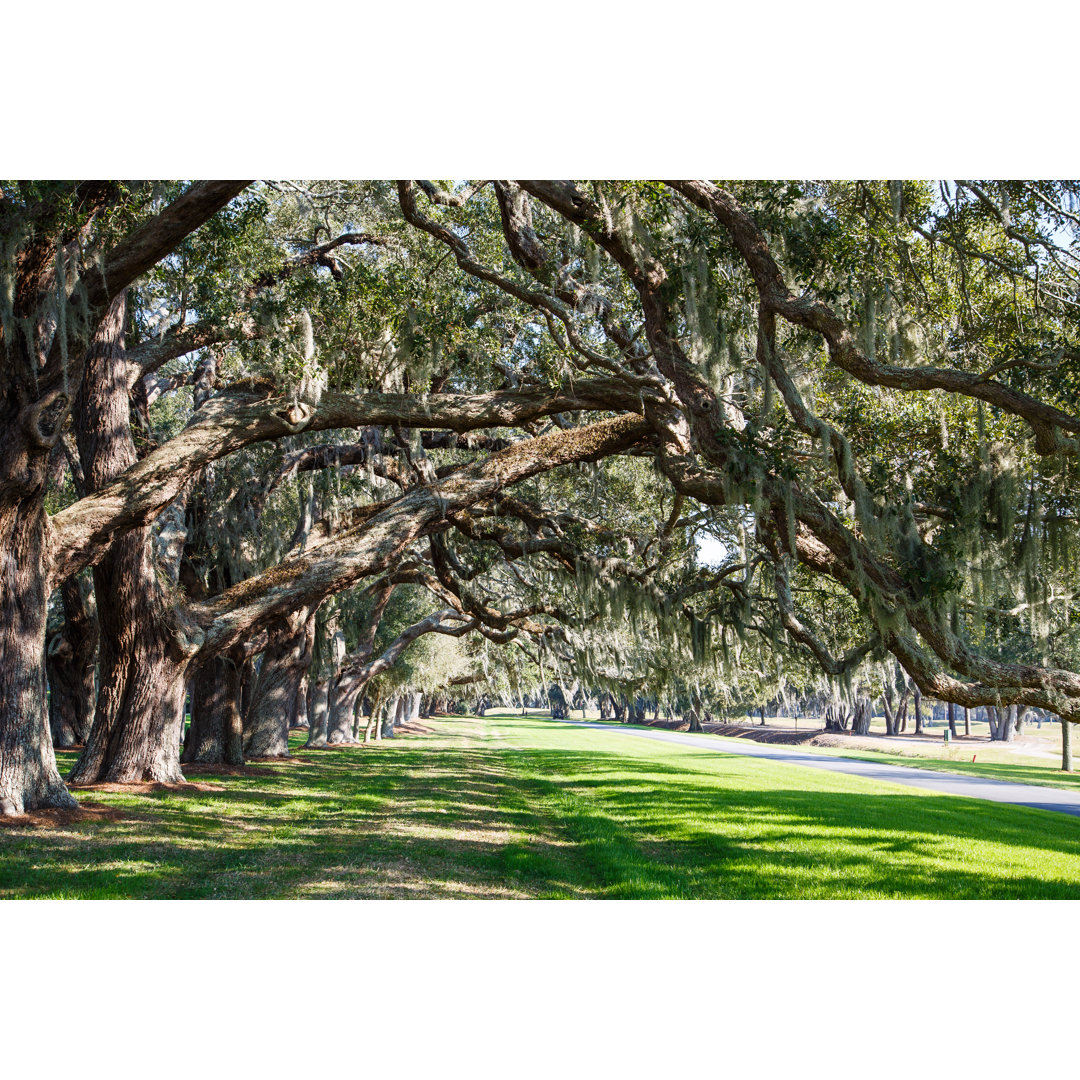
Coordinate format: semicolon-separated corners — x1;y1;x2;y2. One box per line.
1;713;1079;899
584;716;1080;792
802;744;1080;793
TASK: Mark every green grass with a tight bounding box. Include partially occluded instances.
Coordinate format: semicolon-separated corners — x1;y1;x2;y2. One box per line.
803;744;1080;792
2;713;1080;898
589;716;1080;791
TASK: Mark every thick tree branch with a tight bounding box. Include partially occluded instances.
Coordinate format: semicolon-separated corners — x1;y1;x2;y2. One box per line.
666;179;1080;455
48;379;639;581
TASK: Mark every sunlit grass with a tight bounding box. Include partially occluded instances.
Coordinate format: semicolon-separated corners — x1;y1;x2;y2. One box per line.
589;714;1080;791
2;714;1079;899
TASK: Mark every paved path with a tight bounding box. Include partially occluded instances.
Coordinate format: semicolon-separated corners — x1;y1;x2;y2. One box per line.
555;720;1080;818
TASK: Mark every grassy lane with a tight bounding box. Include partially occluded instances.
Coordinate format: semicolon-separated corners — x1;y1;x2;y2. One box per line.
579;717;1080;792
2;713;1080;898
793;744;1080;792
486;715;1080;898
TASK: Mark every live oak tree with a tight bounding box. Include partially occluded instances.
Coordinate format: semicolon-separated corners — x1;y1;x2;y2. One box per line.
0;181;248;813
7;177;1080;815
0;181;645;812
396;179;1080;723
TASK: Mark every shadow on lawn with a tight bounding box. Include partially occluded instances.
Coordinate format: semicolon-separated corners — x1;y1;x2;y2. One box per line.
6;739;1080;899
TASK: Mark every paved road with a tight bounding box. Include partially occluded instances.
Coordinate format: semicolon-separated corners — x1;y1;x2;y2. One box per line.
555;720;1080;818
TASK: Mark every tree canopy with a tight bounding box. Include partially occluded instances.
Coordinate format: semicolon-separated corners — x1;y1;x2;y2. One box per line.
2;178;1080;814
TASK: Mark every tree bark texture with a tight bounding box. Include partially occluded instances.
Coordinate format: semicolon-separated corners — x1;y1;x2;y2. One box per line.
851;697;872;736
305;680;330;747
244;610;314;758
0;495;77;813
0;182;248;807
326;674;364;744
46;575;98;747
182;646;245;765
69;295;195;785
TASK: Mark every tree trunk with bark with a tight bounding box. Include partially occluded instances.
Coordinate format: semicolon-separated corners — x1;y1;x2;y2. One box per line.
243;610;314;758
0;488;77;813
68;296;197;786
989;704;1018;742
291;669;310;729
381;696;404;738
0;181;255;809
326;673;364;744
912;686;923;735
1015;704;1029;737
305;679;331;747
548;684;568;719
881;684;897;736
182;646;245;765
1063;718;1074;773
824;703;850;732
46;575;98;747
851;697;872;736
363;696;384;744
68;551;192;785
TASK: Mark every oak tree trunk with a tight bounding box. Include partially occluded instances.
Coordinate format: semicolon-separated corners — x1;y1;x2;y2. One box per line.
291;670;310;729
182;647;245;765
46;575;98;747
305;680;330;747
69;296;194;785
851;697;872;736
881;687;896;736
327;674;364;744
824;703;850;732
989;705;1017;743
244;611;314;758
0;494;77;814
1015;705;1028;737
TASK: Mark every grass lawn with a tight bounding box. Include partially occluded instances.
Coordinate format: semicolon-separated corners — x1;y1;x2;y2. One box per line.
3;712;1080;899
592;714;1080;791
800;743;1080;792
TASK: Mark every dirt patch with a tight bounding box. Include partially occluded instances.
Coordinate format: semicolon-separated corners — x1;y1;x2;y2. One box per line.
68;779;227;795
182;763;293;778
245;755;314;766
638;718;692;732
397;721;435;736
805;731;1042;758
0;800;125;829
635;717;820;745
701;723;819;745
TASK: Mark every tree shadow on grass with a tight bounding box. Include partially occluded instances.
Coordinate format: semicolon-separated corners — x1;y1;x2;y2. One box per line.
7;740;1080;899
504;747;1080;897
